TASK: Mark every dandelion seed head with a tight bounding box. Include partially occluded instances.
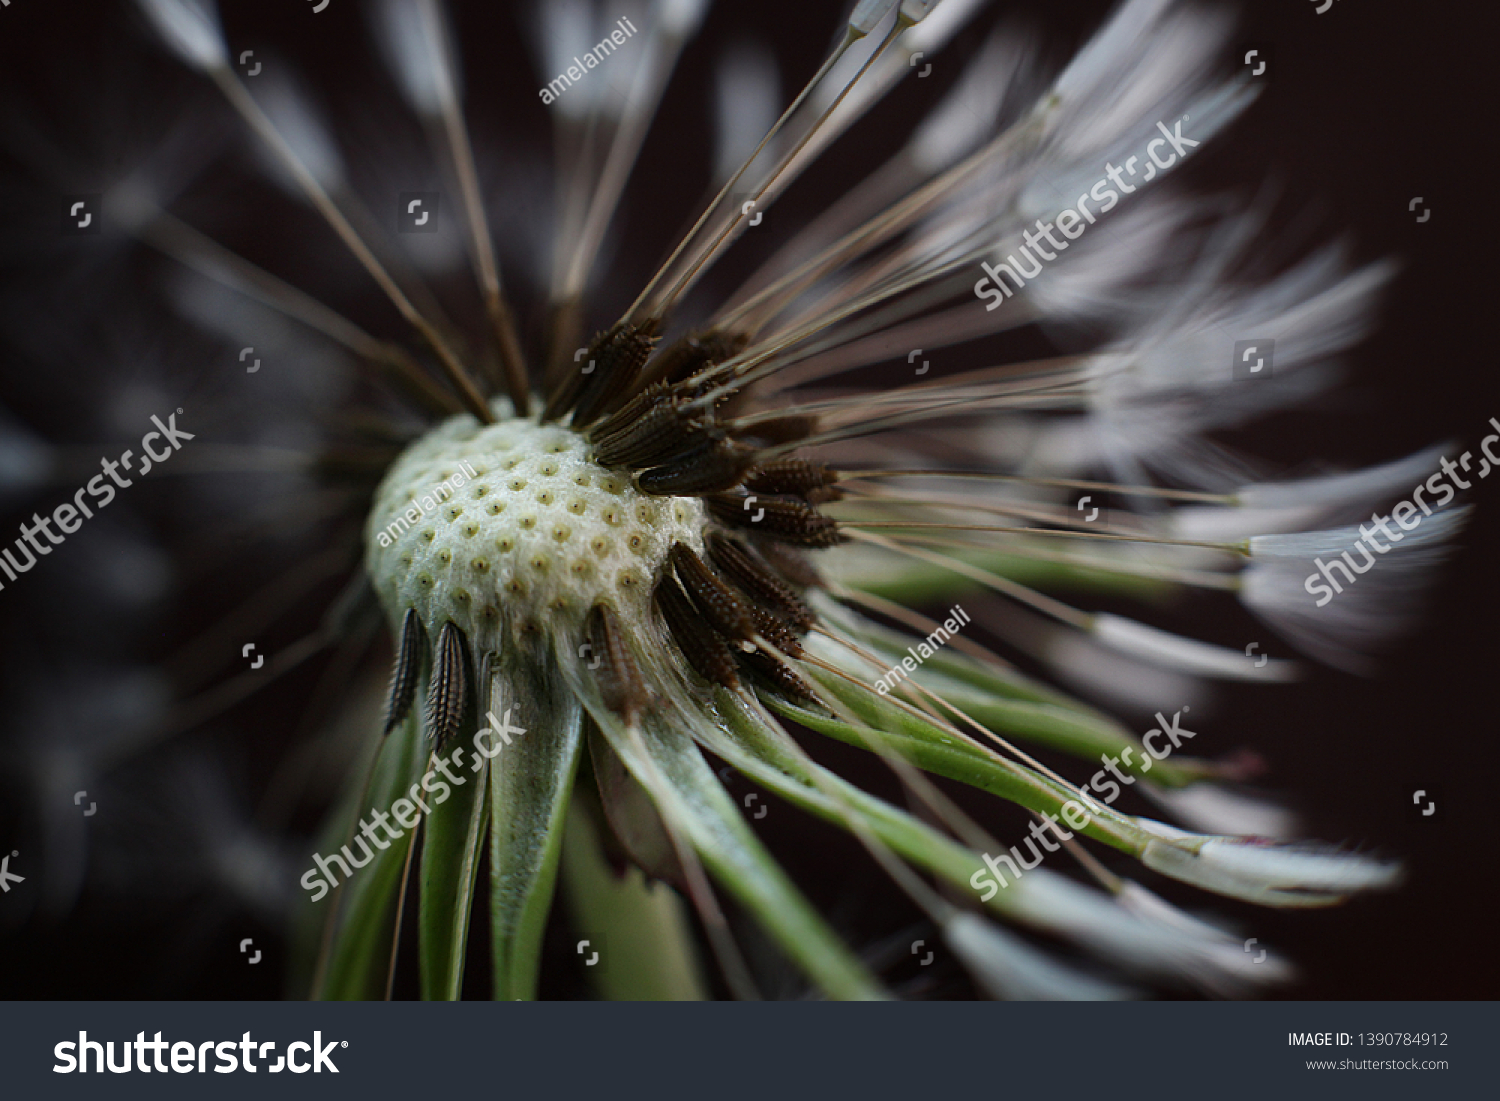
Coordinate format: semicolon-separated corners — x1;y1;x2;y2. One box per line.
24;0;1445;1000
367;403;706;651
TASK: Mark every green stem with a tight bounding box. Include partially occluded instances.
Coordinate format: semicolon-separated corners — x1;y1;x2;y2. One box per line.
559;796;710;1001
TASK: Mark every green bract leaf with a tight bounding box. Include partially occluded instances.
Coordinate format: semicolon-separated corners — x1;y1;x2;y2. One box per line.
814;595;1212;787
585;694;886;1001
559;795;709;1000
760;660;1399;909
487;664;584;1000
704;691;1257;988
418;746;490;1000
315;707;428;1000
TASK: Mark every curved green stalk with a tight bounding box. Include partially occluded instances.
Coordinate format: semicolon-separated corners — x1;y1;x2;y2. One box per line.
487;664;584;1000
418;749;490;1000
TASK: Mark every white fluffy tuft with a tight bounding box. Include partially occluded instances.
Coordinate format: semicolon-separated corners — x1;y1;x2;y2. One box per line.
249;71;346;197
713;45;780;186
134;0;226;72
1242;508;1469;674
371;0;460;118
943;911;1134;1000
1092;614;1298;682
1141;781;1299;840
1137;822;1403;906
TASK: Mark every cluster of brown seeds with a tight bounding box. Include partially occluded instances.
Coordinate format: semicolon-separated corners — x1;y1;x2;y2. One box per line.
561;323;844;705
379;319;846;742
